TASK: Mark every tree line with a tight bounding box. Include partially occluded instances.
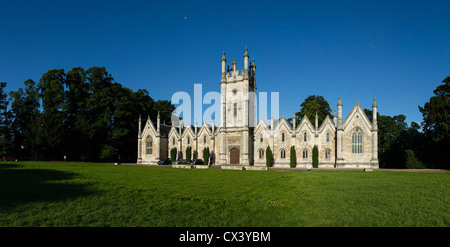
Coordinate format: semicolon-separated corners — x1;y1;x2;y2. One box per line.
288;76;449;169
0;67;174;162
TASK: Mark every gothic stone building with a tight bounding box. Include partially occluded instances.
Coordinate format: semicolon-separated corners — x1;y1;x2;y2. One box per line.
137;48;379;169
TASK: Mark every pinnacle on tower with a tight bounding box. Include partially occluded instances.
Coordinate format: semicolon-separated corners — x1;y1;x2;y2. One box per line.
221;51;226;62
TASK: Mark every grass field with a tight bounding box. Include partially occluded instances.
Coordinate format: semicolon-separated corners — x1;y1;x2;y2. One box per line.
0;162;449;227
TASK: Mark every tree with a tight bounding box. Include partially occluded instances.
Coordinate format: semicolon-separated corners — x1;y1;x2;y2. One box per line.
203;147;210;165
38;69;66;160
419;76;450;168
63;67;91;161
405;149;425;169
170;148;177;162
9;79;42;160
0;82;12;156
312;145;319;168
266;146;273;167
186;146;192;162
288;95;333;127
290;146;296;168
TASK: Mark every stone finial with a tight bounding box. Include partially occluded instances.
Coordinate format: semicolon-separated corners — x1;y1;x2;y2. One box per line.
337;96;343;106
244;46;249;58
221;51;226;62
372;97;377;108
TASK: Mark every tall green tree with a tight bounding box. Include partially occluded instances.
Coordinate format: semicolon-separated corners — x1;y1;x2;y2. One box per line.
266;146;273;167
38;69;66;160
288;95;333;127
63;67;92;161
0;82;12;156
419;76;450;169
289;146;296;168
9;79;41;160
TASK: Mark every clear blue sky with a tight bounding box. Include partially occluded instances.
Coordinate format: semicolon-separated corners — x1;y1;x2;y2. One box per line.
1;0;449;126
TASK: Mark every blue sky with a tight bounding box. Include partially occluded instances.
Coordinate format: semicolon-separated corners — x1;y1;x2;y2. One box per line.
1;0;449;126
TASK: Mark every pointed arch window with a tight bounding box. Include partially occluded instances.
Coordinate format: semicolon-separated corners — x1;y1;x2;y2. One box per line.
204;135;206;144
172;137;175;145
303;149;308;159
187;136;190;145
280;149;286;159
146;136;153;155
325;149;331;159
260;133;263;142
326;132;330;142
352;130;363;154
259;149;264;159
304;132;307;142
281;132;285;142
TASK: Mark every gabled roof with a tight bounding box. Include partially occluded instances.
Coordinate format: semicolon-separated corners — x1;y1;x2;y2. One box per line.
271;115;292;133
295;115;315;133
141;116;157;137
318;115;336;133
343;100;372;131
198;121;213;136
181;123;195;138
254;116;270;134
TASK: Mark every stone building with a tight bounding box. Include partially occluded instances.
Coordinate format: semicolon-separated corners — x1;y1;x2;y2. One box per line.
137;48;379;169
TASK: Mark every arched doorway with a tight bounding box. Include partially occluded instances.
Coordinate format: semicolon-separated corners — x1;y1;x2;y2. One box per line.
230;148;240;165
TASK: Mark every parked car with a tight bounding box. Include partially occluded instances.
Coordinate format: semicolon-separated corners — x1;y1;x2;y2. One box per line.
172;159;188;165
157;158;171;165
2;155;18;161
190;159;204;165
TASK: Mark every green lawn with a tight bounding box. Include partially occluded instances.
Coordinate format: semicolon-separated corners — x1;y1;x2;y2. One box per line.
0;162;449;227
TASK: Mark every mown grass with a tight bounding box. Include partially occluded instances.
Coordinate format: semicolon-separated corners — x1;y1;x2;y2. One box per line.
0;162;448;227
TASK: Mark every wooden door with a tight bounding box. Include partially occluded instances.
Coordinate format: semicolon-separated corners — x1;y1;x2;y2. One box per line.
230;148;240;164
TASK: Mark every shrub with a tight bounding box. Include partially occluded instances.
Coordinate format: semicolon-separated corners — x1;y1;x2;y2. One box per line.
266;146;273;167
405;149;425;169
186;146;192;163
290;146;296;168
313;145;319;168
203;147;210;165
99;144;118;162
170;148;177;162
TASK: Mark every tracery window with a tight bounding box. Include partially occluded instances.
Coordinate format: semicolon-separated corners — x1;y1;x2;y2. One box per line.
352;130;363;154
280;149;286;159
146;136;153;155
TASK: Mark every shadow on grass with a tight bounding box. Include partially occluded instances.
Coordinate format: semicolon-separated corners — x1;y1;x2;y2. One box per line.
0;163;97;209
